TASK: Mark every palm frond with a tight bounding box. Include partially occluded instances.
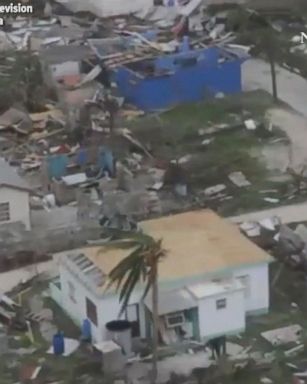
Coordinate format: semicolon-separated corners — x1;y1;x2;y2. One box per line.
101;231;167;316
107;247;142;290
118;260;143;316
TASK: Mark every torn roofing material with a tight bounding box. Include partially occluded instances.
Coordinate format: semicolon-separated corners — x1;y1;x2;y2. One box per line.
0;158;31;192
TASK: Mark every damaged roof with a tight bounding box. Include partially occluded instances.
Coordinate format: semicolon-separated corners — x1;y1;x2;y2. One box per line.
0;159;31;192
67;209;272;292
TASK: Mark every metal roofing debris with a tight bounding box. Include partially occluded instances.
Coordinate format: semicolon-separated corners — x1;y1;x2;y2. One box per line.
68;252;105;287
228;172;251;188
204;184;226;197
240;221;261;238
77;64;102;87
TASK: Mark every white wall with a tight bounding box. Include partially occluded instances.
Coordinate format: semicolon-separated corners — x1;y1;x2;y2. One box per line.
233;263;269;314
198;289;245;340
59;264;102;342
0;187;30;230
59;263;145;342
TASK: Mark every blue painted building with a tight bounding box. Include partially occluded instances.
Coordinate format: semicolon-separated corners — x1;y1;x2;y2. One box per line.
89;34;248;112
111;38;248;112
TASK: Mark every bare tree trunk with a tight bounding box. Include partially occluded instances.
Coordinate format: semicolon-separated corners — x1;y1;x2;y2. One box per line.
269;57;278;102
151;265;158;384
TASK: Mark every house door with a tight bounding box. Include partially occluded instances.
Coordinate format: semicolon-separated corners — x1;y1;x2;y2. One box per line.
126;304;140;338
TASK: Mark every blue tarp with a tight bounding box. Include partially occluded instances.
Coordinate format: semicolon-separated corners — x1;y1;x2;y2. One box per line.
47;154;69;179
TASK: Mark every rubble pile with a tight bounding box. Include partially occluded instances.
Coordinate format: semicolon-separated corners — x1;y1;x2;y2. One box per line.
240;216;307;271
0;0;253;220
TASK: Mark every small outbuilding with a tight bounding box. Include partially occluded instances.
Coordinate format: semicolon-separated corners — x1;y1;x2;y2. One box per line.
0;159;32;230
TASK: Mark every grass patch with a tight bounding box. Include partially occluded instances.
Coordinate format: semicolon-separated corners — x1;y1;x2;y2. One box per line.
131;90;275;146
128;90;287;215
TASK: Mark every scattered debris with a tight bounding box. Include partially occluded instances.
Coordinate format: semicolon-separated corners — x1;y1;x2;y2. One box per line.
261;325;302;346
240;221;261;237
204;184;226;197
260;377;273;384
263;198;280;204
228;171;251;187
285;344;304;357
244;119;257;131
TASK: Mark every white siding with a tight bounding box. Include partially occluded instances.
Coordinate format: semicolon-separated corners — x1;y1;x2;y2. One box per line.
198;289;245;339
233;264;269;313
0;187;30;230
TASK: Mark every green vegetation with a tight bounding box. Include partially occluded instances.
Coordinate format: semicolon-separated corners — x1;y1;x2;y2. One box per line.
130;91;289;215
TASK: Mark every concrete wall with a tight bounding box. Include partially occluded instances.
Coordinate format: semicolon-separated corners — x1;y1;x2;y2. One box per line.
0;187;30;230
233;263;269;314
198;289;245;340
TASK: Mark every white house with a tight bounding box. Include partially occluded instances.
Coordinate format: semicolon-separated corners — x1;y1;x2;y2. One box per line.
50;210;272;344
0;159;31;230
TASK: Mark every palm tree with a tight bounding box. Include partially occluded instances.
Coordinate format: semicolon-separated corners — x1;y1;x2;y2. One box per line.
101;231;167;383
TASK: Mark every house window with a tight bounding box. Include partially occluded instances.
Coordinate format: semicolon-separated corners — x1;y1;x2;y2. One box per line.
86;298;98;326
0;202;10;222
165;312;185;328
216;298;227;310
237;275;251;298
68;281;76;303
